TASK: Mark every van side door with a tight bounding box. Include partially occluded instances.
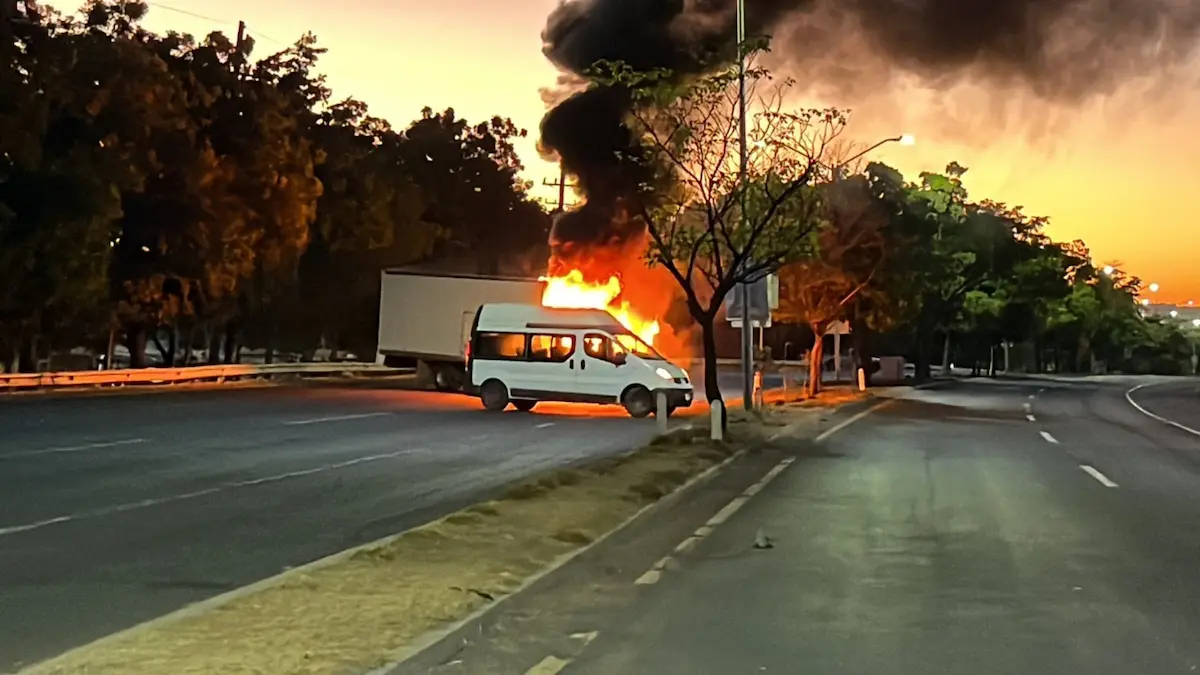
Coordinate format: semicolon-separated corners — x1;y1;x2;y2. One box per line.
522;332;577;400
576;333;625;401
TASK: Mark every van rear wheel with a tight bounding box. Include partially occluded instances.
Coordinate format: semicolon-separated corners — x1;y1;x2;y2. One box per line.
512;399;537;412
621;386;654;419
480;380;510;411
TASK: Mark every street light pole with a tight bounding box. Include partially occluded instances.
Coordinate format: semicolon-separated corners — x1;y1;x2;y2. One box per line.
736;0;754;411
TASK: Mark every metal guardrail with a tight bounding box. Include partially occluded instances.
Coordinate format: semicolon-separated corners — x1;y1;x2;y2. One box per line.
0;362;403;392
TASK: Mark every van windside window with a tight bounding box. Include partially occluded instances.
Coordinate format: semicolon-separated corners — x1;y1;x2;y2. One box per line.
474;332;527;360
529;334;575;362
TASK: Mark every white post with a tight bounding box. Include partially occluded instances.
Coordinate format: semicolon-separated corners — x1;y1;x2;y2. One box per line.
710;399;724;441
656;391;668;435
857;367;866;391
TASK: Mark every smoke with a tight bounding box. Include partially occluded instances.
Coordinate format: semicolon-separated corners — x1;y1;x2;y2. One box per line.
539;0;1200;255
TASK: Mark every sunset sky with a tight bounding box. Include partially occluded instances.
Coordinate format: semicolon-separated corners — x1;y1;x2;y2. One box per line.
137;0;1200;304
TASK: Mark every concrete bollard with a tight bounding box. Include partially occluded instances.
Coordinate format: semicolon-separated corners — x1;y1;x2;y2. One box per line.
710;399;724;441
857;367;866;392
656;391;669;435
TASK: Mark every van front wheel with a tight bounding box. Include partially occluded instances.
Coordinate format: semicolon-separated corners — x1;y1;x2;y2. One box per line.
621;386;654;419
480;380;510;412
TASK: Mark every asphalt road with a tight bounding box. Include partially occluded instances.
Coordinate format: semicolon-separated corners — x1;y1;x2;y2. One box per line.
0;381;694;672
394;376;1200;675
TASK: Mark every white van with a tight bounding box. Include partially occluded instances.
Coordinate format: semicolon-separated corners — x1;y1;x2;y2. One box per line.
466;303;694;417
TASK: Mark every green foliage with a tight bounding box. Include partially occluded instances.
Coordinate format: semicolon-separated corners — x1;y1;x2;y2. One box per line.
0;1;548;370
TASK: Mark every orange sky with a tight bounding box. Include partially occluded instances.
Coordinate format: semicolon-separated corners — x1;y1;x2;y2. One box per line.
137;0;1200;304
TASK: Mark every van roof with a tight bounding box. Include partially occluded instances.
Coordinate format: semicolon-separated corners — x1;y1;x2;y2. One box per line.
478;303;626;332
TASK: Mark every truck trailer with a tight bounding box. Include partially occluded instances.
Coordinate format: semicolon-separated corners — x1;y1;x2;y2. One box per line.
375;269;544;390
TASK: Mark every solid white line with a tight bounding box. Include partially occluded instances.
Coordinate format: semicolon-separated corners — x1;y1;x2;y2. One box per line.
1;438;146;460
1040;431;1059;444
1026;414;1036;422
0;447;424;538
815;401;893;442
1080;465;1118;488
282;412;390;426
535;422;555;429
1125;383;1200;437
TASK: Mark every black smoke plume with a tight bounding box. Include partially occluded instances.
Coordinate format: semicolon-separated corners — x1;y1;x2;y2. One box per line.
539;0;1200;260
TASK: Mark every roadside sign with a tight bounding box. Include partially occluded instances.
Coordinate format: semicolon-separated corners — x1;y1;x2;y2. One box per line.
725;273;777;324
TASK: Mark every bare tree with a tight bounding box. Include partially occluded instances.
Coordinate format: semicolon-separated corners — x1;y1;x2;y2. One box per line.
602;52;847;405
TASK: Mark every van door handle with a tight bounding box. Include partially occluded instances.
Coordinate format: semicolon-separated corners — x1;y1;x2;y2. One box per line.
569;360;575;370
580;360;586;370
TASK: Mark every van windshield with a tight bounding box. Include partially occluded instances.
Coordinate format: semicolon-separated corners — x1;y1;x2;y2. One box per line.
612;331;665;361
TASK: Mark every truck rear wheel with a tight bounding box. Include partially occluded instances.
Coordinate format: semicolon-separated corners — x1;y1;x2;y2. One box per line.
432;364;464;392
621;386;653;419
480;379;510;411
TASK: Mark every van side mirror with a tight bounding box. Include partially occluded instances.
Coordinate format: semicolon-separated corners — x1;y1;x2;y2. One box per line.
612;352;627;366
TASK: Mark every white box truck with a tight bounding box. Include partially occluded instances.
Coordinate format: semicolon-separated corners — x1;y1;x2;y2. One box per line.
375;269;544;390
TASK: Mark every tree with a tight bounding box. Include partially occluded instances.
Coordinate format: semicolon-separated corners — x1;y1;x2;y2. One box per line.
776;174;887;395
603;52;842;406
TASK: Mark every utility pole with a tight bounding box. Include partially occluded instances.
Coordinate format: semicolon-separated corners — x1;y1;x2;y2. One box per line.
736;0;754;411
542;166;575;211
234;20;247;76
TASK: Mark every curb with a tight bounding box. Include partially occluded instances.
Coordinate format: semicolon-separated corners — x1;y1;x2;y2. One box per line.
366;444;749;674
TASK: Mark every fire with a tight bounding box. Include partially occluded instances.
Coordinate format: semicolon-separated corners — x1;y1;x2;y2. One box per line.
540;270;661;346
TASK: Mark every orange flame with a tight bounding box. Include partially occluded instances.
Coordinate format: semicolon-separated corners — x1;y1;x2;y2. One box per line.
540;270;661;346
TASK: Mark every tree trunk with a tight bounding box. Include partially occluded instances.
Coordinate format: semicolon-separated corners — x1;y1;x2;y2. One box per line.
699;318;725;432
941;331;952;376
806;325;826;397
206;326;221;365
18;334;38;373
223;321;239;364
128;328;148;369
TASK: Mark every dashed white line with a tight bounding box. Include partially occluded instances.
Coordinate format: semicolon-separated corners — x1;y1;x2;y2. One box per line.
535;422;555;429
634;458;796;585
0;438;146;460
282;412;391;426
1022;402;1032;413
1080;465;1118;488
1039;431;1059;444
0;446;425;538
1026;414;1036;422
524;655;572;674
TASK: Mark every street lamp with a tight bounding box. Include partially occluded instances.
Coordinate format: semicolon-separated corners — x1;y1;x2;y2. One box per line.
1102;265;1114;276
736;0;753;410
1149;282;1160;293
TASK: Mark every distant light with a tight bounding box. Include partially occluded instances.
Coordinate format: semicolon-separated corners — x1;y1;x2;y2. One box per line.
1102;265;1114;276
1194;319;1200;328
1189;300;1195;307
899;134;915;146
141;246;150;252
1170;310;1179;318
1141;299;1151;306
1149;283;1160;292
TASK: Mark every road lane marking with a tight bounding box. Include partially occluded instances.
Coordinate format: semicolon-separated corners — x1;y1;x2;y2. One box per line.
1027;414;1036;422
282;412;391;425
1040;431;1058;444
1081;465;1118;488
0;438;146;460
0;446;425;539
815;401;893;442
535;422;555;429
634;458;796;585
1125;383;1200;437
525;656;572;674
1023;402;1031;413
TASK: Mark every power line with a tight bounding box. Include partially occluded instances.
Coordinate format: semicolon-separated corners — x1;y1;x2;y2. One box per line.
144;2;284;45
